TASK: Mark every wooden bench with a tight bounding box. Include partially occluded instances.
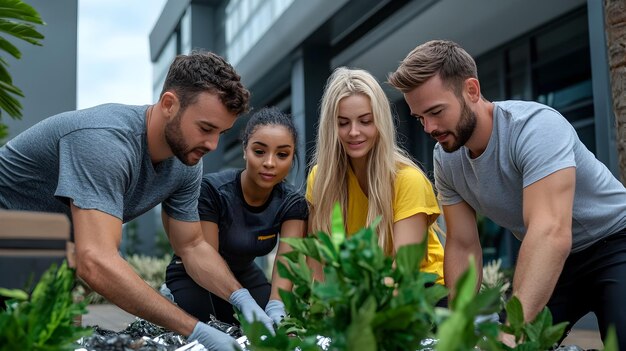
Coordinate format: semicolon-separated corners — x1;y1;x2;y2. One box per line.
0;210;71;290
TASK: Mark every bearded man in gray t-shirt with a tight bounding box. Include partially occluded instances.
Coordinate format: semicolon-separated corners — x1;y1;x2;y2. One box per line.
390;40;626;348
0;52;274;351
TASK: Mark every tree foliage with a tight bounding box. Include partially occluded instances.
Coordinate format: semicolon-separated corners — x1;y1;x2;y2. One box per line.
0;0;44;139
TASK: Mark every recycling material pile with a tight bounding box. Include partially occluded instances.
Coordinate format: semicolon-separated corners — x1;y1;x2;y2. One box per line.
75;317;246;351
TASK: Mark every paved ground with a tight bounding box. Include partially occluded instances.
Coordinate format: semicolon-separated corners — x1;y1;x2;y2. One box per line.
83;304;604;349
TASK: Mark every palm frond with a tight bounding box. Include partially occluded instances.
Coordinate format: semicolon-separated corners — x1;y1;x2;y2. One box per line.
0;0;44;123
0;20;44;45
0;79;24;118
0;0;44;25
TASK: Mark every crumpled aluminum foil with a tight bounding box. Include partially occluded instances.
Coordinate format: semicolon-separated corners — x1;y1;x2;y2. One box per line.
76;315;246;351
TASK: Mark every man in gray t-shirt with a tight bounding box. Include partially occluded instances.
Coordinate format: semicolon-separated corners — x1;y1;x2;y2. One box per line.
389;40;626;348
0;52;273;351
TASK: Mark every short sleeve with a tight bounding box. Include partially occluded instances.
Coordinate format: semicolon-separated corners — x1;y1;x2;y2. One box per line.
433;147;463;206
394;166;441;225
161;164;201;222
512;109;576;187
55;129;133;220
280;190;309;222
197;175;221;223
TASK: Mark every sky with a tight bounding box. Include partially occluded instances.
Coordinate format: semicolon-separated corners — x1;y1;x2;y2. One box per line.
77;0;168;109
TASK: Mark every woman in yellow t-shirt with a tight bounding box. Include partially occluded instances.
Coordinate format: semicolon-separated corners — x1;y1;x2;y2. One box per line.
306;67;445;291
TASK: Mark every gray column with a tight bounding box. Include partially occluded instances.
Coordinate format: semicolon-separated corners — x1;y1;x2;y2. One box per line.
290;45;331;188
587;0;619;177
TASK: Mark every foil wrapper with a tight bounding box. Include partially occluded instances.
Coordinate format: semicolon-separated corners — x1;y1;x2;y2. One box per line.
76;315;245;351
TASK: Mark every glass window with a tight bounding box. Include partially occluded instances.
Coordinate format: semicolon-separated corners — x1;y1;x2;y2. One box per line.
181;9;192;54
152;34;177;102
226;0;294;65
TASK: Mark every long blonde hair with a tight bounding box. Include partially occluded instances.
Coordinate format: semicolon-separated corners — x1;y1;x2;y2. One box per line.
310;67;422;256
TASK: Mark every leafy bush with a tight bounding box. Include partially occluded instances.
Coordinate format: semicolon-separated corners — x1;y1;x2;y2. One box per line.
239;203;591;351
0;261;92;350
0;0;45;140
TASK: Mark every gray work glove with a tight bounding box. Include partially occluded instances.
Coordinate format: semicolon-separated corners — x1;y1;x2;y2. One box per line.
264;299;286;326
229;288;275;334
474;312;500;325
188;321;242;351
159;283;175;303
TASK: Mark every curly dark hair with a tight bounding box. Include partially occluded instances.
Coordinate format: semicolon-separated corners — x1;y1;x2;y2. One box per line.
160;51;250;115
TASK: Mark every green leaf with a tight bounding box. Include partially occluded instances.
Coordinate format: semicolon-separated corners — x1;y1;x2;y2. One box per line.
0;0;45;25
276;259;297;282
281;237;317;258
0;288;28;301
505;296;524;331
435;309;475;351
346;296;377;351
0;261;92;350
314;232;338;263
370;305;415;330
0;35;19;58
603;326;619;351
0;21;44;45
0;0;45;121
330;202;346;248
395;242;425;277
450;255;478;311
464;286;501;316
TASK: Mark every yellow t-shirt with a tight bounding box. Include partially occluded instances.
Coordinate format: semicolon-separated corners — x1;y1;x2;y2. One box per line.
306;164;445;285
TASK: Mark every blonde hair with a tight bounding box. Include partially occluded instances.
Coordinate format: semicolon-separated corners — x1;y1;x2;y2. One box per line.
310;67;424;256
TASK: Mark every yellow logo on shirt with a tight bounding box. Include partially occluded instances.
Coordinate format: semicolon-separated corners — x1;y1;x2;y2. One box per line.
258;234;277;240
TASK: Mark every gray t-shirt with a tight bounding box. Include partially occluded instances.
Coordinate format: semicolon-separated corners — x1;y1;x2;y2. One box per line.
0;103;201;223
434;100;626;252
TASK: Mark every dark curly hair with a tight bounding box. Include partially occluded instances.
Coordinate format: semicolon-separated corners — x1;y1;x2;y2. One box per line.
160;51;250;115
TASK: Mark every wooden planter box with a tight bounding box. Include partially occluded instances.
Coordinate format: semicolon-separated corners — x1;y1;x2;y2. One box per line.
0;210;71;290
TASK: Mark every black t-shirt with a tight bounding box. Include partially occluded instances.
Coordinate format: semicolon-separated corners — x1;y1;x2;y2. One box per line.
195;168;308;270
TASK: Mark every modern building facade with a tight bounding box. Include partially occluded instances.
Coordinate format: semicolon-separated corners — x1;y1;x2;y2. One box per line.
149;0;618;266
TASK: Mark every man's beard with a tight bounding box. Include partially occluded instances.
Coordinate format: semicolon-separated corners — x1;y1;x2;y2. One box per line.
164;111;197;166
434;98;477;153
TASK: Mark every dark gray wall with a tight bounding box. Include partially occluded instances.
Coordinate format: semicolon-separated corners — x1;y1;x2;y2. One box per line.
4;0;78;140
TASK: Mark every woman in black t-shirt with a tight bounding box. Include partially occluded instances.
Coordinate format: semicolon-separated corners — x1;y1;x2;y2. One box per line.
165;107;308;326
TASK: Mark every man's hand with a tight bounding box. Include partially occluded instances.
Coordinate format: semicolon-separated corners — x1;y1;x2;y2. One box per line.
229;288;274;333
188;322;242;351
264;299;286;325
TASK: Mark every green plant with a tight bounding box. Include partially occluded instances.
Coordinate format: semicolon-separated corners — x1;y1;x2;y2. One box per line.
481;258;511;309
240;203;577;351
241;203;446;350
126;253;170;290
0;0;45;140
0;261;92;350
501;297;568;350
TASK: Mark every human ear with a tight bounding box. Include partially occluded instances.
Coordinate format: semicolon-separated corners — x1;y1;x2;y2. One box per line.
465;78;481;103
160;92;180;119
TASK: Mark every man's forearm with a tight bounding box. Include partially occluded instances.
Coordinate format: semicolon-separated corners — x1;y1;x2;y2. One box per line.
444;239;482;299
78;253;197;336
179;240;242;300
512;228;570;322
